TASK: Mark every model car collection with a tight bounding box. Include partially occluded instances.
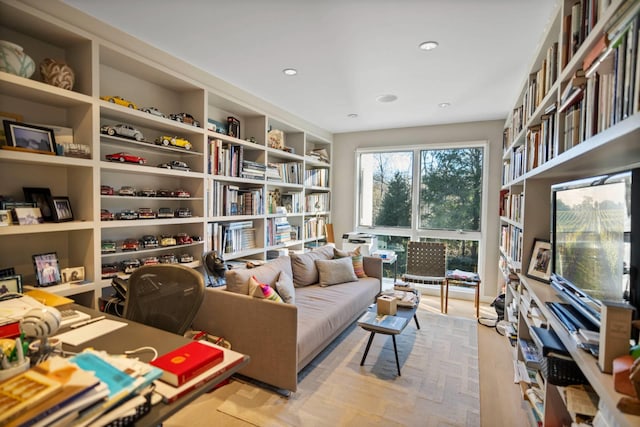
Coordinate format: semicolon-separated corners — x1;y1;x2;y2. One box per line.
100;95;138;109
142;235;159;248
175;232;193;245
101;185;115;195
155;135;192;150
100;209;115;221
137;188;156;197
121;238;140;251
140;106;166;118
157;160;191;171
118;186;136;196
117;209;138;220
106;152;147;165
168;112;200;127
137;208;157;219
100;124;144;141
101;186;193;199
101;240;117;253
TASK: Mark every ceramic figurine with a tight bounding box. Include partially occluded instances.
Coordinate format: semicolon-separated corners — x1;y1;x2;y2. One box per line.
39;58;75;90
0;40;35;78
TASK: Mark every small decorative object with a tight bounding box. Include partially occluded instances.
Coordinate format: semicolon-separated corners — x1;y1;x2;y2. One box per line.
51;196;73;222
227;116;240;139
2;121;56;155
32;252;61;286
23;187;54;221
0;40;35;78
0;274;22;294
268;129;285;150
39;58;75;90
526;238;552;282
60;266;84;283
14;207;43;225
0;267;16;278
0;209;10;226
0;111;23;146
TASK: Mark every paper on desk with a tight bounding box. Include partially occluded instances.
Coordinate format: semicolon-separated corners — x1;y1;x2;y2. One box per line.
54;319;127;346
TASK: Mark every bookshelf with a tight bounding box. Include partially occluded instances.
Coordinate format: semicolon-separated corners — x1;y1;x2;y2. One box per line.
0;0;332;308
499;1;640;426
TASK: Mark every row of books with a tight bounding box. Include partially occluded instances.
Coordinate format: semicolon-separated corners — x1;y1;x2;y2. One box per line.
209;182;264;217
526;103;557;171
268;162;303;184
305;192;330;212
266;216;294;246
209;139;244;177
304;216;326;239
500;224;523;265
500;190;524;223
562;0;611;68
304;168;329;187
210;220;257;254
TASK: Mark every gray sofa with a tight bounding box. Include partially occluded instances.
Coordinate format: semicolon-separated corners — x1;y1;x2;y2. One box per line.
192;246;382;392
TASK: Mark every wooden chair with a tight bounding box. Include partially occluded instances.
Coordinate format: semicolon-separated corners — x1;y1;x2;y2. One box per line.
402;241;447;313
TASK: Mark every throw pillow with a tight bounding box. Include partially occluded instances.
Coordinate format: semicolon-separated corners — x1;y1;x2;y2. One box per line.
290;245;334;287
333;246;361;258
333;247;367;278
275;271;296;304
315;257;358;287
225;256;293;295
248;275;283;303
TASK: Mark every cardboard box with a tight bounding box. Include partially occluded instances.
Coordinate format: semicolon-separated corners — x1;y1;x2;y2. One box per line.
377;295;397;315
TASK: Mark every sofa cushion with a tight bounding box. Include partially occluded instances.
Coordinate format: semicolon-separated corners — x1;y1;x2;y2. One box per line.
333;247;367;278
290;245;334;287
315;257;358;287
226;256;293;295
275;271;296;304
249;275;283;303
333;246;360;258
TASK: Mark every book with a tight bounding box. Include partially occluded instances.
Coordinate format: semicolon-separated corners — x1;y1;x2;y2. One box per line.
0;369;63;425
151;340;224;386
153;341;246;403
357;311;408;333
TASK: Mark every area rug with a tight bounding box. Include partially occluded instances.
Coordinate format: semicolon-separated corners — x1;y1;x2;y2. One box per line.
165;301;480;427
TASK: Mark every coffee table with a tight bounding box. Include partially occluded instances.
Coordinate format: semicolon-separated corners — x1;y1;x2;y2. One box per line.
357;299;420;376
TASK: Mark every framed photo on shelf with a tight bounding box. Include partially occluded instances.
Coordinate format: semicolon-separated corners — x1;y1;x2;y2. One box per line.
526;238;552;283
0;274;23;294
2;121;56;155
32;252;61;287
0;112;23;146
23;187;54;221
60;266;84;284
51;196;73;222
14;207;44;225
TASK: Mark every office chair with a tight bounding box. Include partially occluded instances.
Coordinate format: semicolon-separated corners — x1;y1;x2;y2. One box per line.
202;250;227;287
402;241;448;313
124;264;205;335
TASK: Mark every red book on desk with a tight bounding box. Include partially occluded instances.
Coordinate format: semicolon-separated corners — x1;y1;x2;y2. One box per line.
151;341;224;386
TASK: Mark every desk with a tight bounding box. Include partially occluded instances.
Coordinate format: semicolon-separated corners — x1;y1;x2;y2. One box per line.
60;305;249;427
445;270;481;318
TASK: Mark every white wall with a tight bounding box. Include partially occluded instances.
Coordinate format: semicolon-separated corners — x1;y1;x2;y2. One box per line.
332;120;505;300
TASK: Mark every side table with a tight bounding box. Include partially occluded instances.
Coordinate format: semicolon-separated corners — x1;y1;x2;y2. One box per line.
445;270;481;317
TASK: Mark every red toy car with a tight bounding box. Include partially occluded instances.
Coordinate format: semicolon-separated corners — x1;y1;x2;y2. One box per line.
100;209;115;221
175;233;193;245
172;189;191;198
121;238;140;251
100;185;115;195
105;152;147;165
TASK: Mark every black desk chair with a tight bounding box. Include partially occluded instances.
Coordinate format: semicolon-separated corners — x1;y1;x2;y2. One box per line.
124;264;205;335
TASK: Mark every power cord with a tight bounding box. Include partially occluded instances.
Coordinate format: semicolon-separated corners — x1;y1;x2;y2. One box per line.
124;346;159;361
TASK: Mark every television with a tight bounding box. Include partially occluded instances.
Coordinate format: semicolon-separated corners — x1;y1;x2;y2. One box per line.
550;168;640;330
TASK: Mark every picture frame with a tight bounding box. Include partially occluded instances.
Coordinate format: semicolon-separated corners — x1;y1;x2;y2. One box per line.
0;112;23;147
14;207;44;225
51;196;73;222
526;238;552;283
2;121;56;155
0;267;16;279
23;187;54;221
32;252;61;286
0;274;23;295
0;209;11;226
60;266;84;284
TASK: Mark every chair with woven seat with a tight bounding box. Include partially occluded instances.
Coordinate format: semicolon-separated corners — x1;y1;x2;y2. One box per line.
402;241;448;313
124;263;205;335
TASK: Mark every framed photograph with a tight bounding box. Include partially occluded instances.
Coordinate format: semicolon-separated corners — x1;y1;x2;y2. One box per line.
0;112;23;147
23;187;54;221
61;266;84;284
51;196;73;222
0;209;11;226
526;239;552;283
14;207;44;225
0;267;16;279
2;121;56;155
0;274;23;295
32;252;61;286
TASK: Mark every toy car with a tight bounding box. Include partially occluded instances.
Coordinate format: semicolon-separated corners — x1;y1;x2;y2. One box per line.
156;189;172;198
100;185;115;195
175;233;193;245
173;189;191;198
100;209;115;221
137;188;156;197
140;106;166;118
157;207;174;218
117;209;138;220
174;207;192;218
100;95;138;109
141;256;159;265
101;240;117;253
100;124;144;141
159;235;177;246
118;186;136;196
137;207;156;219
122;258;141;274
141;235;159;248
106;152;147;165
121;238;140;251
101;263;120;279
155;136;192;150
157;160;191;171
179;253;194;263
191;235;203;242
159;253;178;264
168;112;200;127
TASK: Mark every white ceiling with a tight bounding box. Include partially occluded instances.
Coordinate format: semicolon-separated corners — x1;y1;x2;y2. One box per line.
62;0;558;134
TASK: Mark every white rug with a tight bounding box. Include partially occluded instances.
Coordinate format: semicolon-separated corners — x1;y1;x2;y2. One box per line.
165;302;480;427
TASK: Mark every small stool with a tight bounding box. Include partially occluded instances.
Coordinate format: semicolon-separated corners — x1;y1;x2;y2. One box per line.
445;270;481;317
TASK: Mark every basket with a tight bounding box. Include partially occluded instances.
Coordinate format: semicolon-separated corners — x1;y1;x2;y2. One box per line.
541;353;588;386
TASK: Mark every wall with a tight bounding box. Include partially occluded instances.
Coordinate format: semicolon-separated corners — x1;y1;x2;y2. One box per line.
333;120;504;299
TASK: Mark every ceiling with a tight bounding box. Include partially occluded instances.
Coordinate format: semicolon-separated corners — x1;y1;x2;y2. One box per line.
62;0;558;134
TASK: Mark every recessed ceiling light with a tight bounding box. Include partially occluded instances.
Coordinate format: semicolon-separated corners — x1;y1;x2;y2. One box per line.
376;94;398;103
282;68;297;76
347;113;358;118
438;102;451;108
419;41;439;51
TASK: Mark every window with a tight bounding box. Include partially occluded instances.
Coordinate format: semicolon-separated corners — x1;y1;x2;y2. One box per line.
356;143;485;278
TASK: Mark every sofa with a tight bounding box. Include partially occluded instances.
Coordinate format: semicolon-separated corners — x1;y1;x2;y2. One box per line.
192;245;382;393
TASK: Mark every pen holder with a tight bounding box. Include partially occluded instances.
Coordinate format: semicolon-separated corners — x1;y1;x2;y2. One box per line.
0;359;30;382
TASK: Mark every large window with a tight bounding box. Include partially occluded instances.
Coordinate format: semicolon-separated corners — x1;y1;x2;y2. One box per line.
356;143;485;277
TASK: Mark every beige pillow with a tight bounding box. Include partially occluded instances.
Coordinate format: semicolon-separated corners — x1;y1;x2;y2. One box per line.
315;257;358;287
225;256;292;294
275;271;296;304
333;246;361;258
290;245;334;287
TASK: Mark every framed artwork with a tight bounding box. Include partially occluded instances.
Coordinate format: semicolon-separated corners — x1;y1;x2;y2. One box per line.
0;209;11;226
0;274;23;295
2;121;56;155
0;267;16;279
51;196;73;222
32;252;61;286
61;266;84;283
526;239;552;283
23;187;54;221
0;112;23;146
14;207;44;225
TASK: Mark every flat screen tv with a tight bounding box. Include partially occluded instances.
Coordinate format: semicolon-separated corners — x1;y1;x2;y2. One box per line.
550;169;640;329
